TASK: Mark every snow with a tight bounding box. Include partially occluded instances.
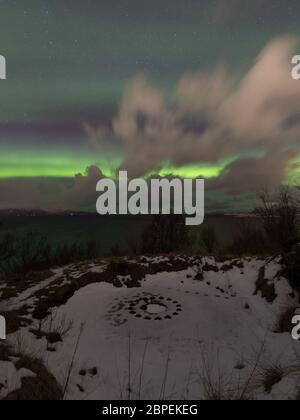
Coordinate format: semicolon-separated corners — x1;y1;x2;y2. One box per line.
145;303;167;314
0;256;299;400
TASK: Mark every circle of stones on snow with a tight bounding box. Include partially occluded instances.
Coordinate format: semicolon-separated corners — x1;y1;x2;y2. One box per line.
107;293;183;325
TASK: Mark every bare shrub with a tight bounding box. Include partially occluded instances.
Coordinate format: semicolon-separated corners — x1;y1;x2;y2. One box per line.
18;232;48;273
254;187;299;253
0;229;99;279
139;215;190;254
199;225;218;254
0;233;16;275
226;221;267;255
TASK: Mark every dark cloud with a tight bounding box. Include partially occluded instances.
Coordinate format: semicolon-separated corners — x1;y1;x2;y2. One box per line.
0;166;104;212
0;177;69;211
64;165;104;209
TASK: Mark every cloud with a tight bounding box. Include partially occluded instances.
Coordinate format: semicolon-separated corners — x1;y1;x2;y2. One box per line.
218;36;300;142
110;74;231;176
113;74;165;142
208;147;298;194
82;122;112;151
99;36;298;185
177;67;233;117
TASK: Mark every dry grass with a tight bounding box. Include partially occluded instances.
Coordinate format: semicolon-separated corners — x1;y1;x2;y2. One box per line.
30;312;73;350
259;363;285;394
197;347;262;400
196;339;274;400
62;323;85;399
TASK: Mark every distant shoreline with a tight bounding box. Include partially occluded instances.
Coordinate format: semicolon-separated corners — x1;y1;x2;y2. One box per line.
0;209;255;218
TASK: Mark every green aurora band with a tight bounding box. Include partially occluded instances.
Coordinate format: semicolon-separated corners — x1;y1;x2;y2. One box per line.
0;146;299;184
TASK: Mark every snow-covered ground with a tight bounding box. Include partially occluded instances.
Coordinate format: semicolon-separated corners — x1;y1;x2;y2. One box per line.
0;256;299;400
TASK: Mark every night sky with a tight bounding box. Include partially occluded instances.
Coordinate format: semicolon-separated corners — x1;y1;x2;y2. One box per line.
0;0;300;211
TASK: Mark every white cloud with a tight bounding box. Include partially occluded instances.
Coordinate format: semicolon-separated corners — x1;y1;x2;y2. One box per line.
85;36;300;187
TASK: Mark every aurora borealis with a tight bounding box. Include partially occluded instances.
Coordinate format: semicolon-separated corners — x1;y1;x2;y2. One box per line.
0;0;300;211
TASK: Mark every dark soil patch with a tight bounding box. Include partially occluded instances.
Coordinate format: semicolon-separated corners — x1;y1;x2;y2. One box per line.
2;306;32;334
0;342;12;362
29;329;62;344
274;306;297;333
220;260;244;272
202;263;219;272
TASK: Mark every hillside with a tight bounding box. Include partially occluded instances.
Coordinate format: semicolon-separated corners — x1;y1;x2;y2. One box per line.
0;255;299;400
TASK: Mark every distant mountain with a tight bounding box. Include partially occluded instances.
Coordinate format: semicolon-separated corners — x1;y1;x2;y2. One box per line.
0;209;94;217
